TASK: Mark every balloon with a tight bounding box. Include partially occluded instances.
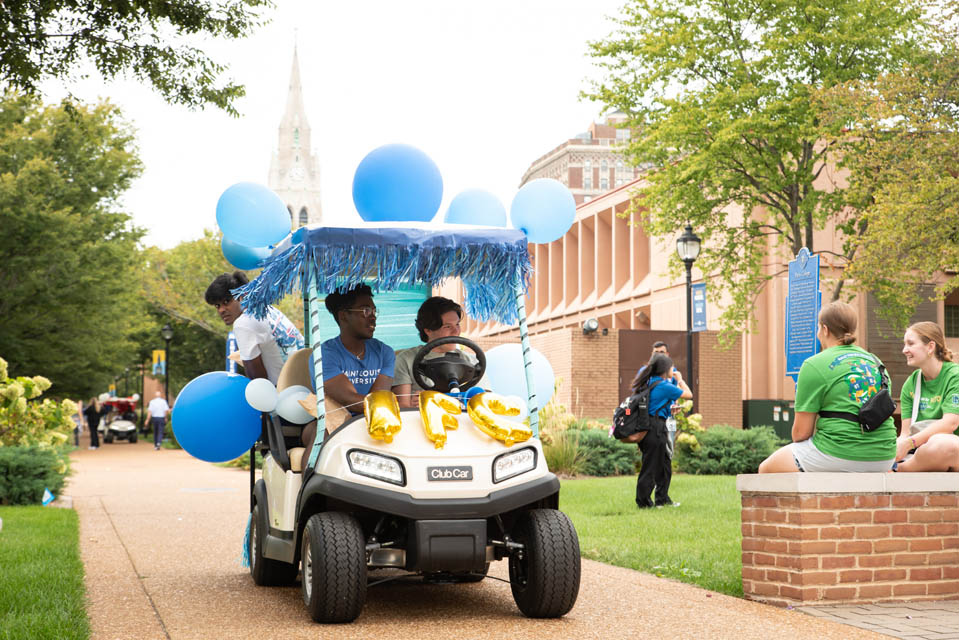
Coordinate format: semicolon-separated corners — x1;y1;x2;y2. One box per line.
444;189;507;227
364;390;403;443
419;391;461;449
467;392;531;447
352;144;443;222
509;178;576;244
216;182;291;248
483;344;555;408
276;385;313;424
171;372;261;463
131;393;140;401
245;378;278;413
221;236;272;271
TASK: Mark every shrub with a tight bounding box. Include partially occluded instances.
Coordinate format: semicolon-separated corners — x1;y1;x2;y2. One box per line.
542;429;591;476
0;445;70;505
572;427;640;477
0;356;75;449
675;425;784;475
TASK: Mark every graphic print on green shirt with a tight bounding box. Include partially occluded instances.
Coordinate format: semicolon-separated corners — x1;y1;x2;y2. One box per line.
794;345;897;462
899;361;959;435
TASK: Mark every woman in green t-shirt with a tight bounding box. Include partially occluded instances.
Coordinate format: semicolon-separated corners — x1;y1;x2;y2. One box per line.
759;301;897;473
894;322;959;472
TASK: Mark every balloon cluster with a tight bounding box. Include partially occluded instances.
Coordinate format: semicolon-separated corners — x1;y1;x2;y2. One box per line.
351;144;576;244
215;182;291;270
482;344;556;411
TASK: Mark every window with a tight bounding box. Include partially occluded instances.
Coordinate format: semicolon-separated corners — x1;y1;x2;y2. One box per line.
299;207;308;226
583;159;592;190
294;128;300;147
601;177;608;190
946;305;959;337
616;129;630;142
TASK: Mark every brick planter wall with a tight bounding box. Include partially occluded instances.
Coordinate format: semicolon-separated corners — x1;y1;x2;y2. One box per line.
737;473;959;607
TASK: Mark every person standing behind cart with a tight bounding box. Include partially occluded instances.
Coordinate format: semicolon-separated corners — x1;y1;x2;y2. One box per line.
632;353;691;508
83;396;108;450
144;391;170;451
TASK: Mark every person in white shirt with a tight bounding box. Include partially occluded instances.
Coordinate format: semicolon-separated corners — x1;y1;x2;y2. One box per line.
205;271;305;385
144;391;170;450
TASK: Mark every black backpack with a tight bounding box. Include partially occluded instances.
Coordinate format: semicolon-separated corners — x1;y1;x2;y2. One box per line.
612;380;663;441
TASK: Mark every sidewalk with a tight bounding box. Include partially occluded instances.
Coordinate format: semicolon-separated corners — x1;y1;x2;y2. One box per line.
799;602;959;639
66;435;894;640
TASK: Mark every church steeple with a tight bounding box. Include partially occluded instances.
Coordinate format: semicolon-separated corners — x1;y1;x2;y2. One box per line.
268;44;322;228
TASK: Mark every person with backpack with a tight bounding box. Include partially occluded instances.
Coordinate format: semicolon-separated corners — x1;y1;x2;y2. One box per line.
630;353;691;508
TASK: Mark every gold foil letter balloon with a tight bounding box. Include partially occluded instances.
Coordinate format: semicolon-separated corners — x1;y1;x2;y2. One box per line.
467;392;531;447
363;390;402;443
418;391;461;449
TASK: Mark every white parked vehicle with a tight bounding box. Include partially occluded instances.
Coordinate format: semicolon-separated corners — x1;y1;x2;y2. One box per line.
239;225;581;623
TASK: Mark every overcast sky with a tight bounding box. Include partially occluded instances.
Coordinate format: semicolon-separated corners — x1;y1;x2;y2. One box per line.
48;0;627;249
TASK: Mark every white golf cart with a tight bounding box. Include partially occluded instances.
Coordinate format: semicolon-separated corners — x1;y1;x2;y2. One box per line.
237;225;580;623
100;397;139;444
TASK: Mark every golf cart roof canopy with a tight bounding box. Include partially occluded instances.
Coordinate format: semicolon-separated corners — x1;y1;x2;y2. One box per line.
236;224;532;326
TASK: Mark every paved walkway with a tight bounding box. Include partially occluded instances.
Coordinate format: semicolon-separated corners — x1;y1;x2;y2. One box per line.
799;602;959;639
62;433;950;639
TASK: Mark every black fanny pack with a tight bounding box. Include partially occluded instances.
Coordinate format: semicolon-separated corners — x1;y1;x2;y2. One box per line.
819;364;896;433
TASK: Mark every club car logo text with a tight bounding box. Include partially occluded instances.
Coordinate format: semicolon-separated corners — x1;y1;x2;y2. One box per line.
427;466;473;481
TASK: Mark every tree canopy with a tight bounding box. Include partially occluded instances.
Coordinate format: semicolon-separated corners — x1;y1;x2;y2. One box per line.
0;0;271;115
0;91;146;399
584;0;953;336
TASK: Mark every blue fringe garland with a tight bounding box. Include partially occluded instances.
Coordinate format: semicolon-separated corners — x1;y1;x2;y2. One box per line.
240;513;251;568
235;230;532;325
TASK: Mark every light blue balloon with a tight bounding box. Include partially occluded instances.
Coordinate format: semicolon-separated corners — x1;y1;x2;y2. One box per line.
509;178;576;244
444;189;507;226
221;236;271;271
352;144;443;222
216;182;291;248
171;372;262;463
484;344;555;408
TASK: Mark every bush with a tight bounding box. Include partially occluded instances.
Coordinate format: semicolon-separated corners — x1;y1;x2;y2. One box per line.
675;425;784;475
0;356;75;448
0;445;70;505
571;427;640;476
542;429;591;476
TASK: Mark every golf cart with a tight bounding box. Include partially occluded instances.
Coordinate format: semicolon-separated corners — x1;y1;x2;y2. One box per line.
100;397;139;444
237;225;581;623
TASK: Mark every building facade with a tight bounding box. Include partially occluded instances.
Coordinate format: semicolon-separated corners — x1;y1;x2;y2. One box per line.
267;46;322;229
519;112;645;204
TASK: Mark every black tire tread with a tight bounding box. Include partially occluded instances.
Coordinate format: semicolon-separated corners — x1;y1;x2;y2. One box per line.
302;512;367;623
509;509;581;618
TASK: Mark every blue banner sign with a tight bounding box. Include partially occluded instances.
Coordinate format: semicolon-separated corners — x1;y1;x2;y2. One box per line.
692;282;707;332
785;248;821;383
226;331;238;374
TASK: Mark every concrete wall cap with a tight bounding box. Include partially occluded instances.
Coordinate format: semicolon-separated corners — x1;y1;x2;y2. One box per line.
736;472;959;494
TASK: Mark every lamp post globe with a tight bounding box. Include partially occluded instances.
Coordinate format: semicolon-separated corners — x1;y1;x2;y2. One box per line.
676;225;701;402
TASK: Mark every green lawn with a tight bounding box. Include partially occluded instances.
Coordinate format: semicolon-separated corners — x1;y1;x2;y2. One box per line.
0;506;89;640
559;474;743;596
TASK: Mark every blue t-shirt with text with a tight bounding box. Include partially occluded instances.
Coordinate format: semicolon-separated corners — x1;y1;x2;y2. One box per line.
317;337;395;412
647;376;684;419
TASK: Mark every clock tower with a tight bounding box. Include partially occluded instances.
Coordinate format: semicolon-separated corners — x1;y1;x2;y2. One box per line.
268;45;322;228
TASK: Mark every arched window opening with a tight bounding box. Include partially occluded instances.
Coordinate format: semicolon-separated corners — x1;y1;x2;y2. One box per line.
299;207;308;226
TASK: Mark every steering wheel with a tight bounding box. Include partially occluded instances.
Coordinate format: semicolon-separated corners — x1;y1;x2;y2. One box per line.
411;336;486;394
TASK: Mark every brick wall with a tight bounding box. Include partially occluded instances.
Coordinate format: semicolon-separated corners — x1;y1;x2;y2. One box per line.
697;331;742;428
738;474;959;607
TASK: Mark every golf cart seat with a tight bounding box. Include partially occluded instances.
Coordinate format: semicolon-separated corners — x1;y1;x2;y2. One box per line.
272;347;316;473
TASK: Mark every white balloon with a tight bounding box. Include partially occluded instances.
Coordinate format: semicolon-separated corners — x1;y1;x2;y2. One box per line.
98;392;110;402
484;344;555;407
131;393;140;401
245;378;278;413
276;384;314;424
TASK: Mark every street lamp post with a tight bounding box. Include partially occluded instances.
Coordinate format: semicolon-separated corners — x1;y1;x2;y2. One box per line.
161;323;174;406
124;367;130;397
676;225;702;400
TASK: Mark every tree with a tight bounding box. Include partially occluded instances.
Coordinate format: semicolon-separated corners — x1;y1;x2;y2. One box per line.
0;0;271;115
584;0;950;337
818;47;959;330
0;91;146;399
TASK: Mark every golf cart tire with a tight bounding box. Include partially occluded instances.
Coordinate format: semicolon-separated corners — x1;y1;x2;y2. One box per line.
130;434;137;444
509;509;581;618
249;504;297;586
104;435;113;444
301;512;367;623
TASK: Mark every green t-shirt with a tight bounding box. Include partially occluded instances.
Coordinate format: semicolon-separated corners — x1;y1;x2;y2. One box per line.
899;361;959;435
794;345;896;461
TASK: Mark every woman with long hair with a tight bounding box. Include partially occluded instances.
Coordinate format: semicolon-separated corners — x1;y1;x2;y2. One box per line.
631;353;691;508
894;322;959;472
83;396;104;450
759;301;897;473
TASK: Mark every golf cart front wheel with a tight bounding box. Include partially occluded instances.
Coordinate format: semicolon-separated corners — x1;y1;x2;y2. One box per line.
301;512;367;623
249;503;297;586
508;509;581;618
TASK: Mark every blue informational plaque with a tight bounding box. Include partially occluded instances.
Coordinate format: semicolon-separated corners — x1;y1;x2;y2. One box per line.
692;282;707;332
785;248;821;383
226;331;238;374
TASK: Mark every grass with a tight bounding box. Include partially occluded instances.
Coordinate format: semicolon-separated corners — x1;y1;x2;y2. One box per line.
559;474;743;597
0;506;89;640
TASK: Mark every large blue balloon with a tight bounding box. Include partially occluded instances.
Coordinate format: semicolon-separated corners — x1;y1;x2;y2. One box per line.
216;182;291;248
484;344;555;408
509;178;576;244
444;189;507;227
352;144;443;222
172;372;261;463
221;237;271;271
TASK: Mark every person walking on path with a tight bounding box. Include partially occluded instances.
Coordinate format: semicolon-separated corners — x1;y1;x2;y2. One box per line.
145;391;170;451
632;353;691;508
894;321;959;472
82;396;108;449
71;399;85;447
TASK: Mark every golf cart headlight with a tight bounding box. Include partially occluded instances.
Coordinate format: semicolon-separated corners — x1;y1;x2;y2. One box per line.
347;449;405;486
492;447;537;483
